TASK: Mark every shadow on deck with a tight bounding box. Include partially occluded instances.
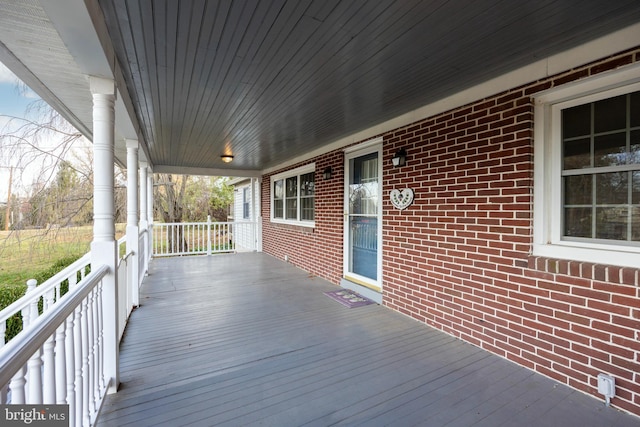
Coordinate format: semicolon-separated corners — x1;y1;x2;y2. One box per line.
98;253;639;426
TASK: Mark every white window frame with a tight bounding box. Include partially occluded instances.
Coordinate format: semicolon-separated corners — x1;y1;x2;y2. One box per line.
270;163;315;227
533;63;640;268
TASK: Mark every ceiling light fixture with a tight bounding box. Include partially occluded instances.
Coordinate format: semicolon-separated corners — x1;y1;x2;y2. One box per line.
221;154;234;163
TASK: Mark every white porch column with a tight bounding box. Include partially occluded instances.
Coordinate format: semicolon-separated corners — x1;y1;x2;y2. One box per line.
147;171;154;256
139;162;148;231
126;140;140;307
89;76;119;394
147;171;153;224
255;178;263;252
139;163;149;274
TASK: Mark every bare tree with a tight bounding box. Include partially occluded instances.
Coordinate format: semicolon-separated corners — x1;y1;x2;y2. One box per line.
153;174;189;252
0;98;109;268
152;174;234;252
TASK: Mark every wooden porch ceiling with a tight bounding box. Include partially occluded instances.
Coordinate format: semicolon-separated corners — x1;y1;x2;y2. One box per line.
97;0;640;173
0;1;639;175
97;254;640;426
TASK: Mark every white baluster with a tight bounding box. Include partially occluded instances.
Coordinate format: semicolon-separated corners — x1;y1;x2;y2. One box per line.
87;288;98;413
25;279;43;404
69;270;78;289
55;319;67;405
73;305;82;426
87;288;96;413
93;285;102;408
9;367;26;404
96;281;105;395
42;288;56;403
0;322;6;403
64;314;75;412
81;295;90;426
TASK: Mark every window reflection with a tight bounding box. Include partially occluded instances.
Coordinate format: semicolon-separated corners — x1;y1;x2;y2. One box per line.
562;90;640;243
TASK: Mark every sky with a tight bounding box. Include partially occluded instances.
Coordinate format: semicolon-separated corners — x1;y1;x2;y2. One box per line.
0;62;41;202
0;62;38;121
0;63;92;211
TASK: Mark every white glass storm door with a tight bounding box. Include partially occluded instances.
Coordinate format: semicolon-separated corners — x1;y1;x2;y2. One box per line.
344;144;383;291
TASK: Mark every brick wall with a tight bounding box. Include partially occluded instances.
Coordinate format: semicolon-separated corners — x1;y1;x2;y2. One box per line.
262;48;640;416
262;149;345;285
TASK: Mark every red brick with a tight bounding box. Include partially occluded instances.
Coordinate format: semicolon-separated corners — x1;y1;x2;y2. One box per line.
571;343;609;362
571;287;611;302
612;315;640;331
593;281;637;296
591;321;635;339
590;55;634;74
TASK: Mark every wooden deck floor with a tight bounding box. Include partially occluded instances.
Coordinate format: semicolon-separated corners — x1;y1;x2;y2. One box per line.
97;253;639;427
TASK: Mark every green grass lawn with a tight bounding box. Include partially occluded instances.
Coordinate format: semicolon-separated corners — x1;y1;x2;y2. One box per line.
0;224;126;288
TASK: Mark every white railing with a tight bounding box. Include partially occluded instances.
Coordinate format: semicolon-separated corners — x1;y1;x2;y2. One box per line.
0;263;109;427
153;218;257;257
0;227;151;426
117;237;133;341
138;228;148;284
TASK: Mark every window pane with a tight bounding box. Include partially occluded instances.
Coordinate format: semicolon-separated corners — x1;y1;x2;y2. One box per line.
595;207;627;240
631;130;640;164
562;104;591;138
286;199;297;220
300;172;314;196
274;180;283;199
300;172;315;221
594;132;626;167
594;94;626;133
564;175;592;205
274;200;283;218
243;188;250;219
564;207;592;237
286;177;297;197
596;172;628;205
633;206;640;241
631;91;640;127
301;197;314;220
285;176;298;220
563;138;591;169
561;91;640;244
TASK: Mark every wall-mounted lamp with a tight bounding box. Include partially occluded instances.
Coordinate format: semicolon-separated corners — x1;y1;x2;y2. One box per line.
221;154;234;163
392;148;407;167
323;166;333;180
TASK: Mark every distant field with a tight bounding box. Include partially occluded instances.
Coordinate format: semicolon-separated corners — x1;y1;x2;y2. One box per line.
0;224;125;287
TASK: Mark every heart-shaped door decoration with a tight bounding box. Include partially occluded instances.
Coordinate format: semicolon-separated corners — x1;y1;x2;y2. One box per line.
390;188;414;210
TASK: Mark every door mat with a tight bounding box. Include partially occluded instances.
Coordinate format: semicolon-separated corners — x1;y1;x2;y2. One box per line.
324;289;375;308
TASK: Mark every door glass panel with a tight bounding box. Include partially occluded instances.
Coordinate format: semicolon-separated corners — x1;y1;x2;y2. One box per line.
349;217;377;280
348;152;378;281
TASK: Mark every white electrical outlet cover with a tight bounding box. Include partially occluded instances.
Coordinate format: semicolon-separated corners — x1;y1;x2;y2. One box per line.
597;373;615;397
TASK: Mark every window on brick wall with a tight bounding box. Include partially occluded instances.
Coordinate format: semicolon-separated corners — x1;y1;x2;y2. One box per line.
562;92;640;241
534;64;640;268
271;164;315;226
243;187;250;219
